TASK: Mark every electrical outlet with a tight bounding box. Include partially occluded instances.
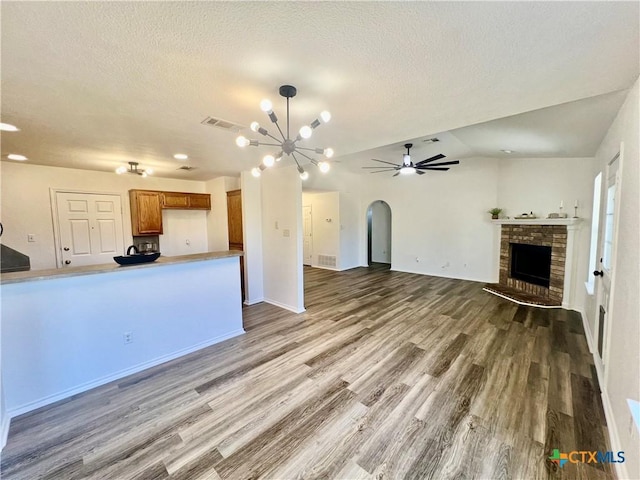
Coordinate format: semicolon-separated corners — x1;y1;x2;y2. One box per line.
27;234;36;242
123;332;133;344
283;229;290;237
185;239;191;246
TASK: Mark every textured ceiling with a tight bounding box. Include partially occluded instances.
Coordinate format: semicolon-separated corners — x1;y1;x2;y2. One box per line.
1;2;638;180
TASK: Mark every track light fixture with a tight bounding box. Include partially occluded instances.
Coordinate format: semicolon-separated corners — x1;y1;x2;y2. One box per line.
115;161;153;177
237;85;334;180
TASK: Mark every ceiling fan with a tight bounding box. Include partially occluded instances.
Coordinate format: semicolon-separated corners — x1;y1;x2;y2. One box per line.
363;143;459;176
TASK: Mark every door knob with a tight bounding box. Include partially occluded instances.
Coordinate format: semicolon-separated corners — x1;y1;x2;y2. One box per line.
64;247;70;251
593;270;603;277
65;260;71;265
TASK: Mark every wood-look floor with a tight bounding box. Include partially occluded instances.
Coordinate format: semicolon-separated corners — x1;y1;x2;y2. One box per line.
1;266;614;480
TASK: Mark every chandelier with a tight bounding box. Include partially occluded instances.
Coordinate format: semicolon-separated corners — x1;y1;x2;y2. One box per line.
236;85;334;180
115;161;153;177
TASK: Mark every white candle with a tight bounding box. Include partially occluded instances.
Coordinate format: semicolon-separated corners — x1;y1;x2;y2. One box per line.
560;200;564;209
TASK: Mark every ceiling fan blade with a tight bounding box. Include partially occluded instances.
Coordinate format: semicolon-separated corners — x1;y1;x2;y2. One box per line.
362;166;396;169
370;170;397;174
416;170;425;175
415;154;446;166
393;172;400;177
417;167;450;171
371;158;400;167
418;160;460;167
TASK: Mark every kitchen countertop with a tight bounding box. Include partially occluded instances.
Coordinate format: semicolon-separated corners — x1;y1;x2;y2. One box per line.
0;250;243;285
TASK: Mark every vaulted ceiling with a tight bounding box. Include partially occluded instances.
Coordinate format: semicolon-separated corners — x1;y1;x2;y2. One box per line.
1;2;638;180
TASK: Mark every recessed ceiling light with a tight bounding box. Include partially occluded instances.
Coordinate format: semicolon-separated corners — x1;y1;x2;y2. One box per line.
7;154;28;161
0;123;19;132
501;149;514;154
173;153;188;160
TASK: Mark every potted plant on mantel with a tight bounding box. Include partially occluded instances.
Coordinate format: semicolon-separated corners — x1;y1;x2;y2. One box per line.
488;208;503;220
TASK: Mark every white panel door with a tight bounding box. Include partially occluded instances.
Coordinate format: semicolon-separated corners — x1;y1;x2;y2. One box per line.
303;205;313;266
56;192;125;267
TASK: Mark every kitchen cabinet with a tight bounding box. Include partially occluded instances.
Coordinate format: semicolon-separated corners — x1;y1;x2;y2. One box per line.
129;190;163;236
161;192;211;210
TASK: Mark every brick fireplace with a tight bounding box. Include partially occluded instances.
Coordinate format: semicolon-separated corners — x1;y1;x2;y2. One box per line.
486;218;582;308
499;224;566;305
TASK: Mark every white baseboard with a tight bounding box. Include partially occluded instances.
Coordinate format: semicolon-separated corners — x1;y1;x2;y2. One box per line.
1;413;10;452
264;298;306;314
578;308;629;480
244;297;264;306
6;329;246;419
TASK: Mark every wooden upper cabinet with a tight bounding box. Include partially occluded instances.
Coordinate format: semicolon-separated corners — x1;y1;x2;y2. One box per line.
129;190;163;236
161;192;190;209
161;191;211;210
188;193;211;210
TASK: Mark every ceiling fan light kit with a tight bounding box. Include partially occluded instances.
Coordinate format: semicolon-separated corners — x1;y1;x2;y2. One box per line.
116;161;153;177
364;143;460;177
237;85;334;180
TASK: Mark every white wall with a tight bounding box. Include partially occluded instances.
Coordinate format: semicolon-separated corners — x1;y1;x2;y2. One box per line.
370;200;391;263
496;157;595;309
2;256;244;416
1;162;209;269
359;158;500;282
204;176;240;252
302;191;340;269
241;171;264;305
588;79;639;480
261;166;304;313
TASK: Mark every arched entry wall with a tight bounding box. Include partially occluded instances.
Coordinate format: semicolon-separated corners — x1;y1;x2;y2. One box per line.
366;200;392;265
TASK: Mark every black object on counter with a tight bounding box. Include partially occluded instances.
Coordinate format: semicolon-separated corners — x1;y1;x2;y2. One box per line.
114;252;161;266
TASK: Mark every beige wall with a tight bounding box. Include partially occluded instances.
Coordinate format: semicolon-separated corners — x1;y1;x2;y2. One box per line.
1;162;211;270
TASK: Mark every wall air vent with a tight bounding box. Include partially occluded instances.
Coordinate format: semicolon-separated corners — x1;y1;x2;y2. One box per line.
177;165;196;171
201;116;244;132
317;254;337;268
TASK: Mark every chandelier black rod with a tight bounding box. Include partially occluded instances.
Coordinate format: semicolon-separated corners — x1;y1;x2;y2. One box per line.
286;96;290;140
291;152;302;169
254;142;282;147
295;150;316;163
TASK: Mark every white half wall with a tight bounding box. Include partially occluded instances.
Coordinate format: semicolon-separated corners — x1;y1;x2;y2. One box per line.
1;256;244;416
1;162;209;270
261;166;304;313
241;171;264;305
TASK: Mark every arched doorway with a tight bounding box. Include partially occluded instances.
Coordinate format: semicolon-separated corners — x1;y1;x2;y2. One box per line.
367;200;392;267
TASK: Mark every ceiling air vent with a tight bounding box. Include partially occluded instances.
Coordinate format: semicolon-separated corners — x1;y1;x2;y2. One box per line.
177;165;196;171
201;116;244;132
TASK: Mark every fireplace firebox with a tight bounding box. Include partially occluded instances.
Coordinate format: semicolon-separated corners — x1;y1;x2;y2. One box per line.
510;243;552;287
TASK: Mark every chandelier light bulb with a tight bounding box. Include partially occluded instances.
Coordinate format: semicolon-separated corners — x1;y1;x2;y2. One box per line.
260;99;273;113
318;161;330;173
320;111;331;123
263;155;275;167
250;122;260;132
251;167;261;178
300;171;309;181
236;135;249;147
324;148;334;158
275;152;283;162
299;125;312;139
115;166;127;174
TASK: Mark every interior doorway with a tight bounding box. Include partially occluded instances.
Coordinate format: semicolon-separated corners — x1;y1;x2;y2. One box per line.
303;205;313;266
367;200;392;267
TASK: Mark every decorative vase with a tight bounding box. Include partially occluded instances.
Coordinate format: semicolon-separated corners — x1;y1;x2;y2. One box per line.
492;214;499;219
